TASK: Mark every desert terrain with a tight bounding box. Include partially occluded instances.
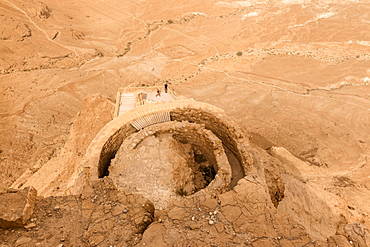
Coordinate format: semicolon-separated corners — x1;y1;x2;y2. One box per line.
1;0;370;246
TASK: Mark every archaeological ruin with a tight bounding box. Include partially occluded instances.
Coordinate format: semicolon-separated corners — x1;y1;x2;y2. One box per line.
78;87;258;207
1;87;369;246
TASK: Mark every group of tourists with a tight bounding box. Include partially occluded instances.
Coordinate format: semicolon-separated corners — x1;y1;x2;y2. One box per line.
156;83;168;97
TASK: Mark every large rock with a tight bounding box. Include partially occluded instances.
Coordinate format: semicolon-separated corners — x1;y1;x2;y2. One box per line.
0;187;37;228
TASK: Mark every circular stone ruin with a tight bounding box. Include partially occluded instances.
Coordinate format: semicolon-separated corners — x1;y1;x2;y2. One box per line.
109;121;232;208
82;99;254;209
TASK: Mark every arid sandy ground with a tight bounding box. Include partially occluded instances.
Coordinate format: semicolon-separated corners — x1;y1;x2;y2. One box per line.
1;0;370;244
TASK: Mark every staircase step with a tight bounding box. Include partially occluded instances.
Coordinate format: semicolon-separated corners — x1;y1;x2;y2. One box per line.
130;111;171;130
118;93;136;116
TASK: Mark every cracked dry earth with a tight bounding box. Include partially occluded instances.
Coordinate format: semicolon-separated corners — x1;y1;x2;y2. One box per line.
1;0;370;246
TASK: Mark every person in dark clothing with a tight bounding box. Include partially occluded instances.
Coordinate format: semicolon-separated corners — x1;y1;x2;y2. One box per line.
164;83;168;93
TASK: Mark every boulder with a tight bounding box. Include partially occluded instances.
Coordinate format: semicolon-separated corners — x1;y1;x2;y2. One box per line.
0;187;37;228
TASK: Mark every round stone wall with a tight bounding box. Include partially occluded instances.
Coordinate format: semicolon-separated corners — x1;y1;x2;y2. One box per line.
82;100;254;197
108;121;232;208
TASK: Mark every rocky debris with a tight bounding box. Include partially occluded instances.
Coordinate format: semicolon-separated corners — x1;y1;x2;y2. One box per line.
80;178;155;246
1;176;369;246
14;237;33;247
24;222;36;229
35;2;52;19
327;235;352;247
0;178;154;246
0;187;37;228
337;223;370;247
137;176;316;246
137;223;168;246
0;18;32;42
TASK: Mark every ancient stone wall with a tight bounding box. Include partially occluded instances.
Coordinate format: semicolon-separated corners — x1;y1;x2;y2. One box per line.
110;121;232;196
98;124;136;177
170;109;254;174
82;100;254;187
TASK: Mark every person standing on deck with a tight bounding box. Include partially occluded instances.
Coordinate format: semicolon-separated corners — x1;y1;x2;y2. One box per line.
164;83;168;93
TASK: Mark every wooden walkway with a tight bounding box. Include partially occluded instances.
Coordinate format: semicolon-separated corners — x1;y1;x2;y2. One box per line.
114;87;176;118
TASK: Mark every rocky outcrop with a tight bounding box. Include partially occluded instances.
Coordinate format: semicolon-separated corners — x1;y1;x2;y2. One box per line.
1;171;369;246
80;178;154;246
137;176;313;246
0;178;155;246
9;96;115;197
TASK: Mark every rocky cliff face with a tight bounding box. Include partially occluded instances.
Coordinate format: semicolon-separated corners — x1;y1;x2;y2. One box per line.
1;0;370;246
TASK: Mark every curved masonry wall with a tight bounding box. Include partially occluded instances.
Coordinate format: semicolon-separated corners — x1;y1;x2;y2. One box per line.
170;109;252;173
83;99;254;187
110;121;232;195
